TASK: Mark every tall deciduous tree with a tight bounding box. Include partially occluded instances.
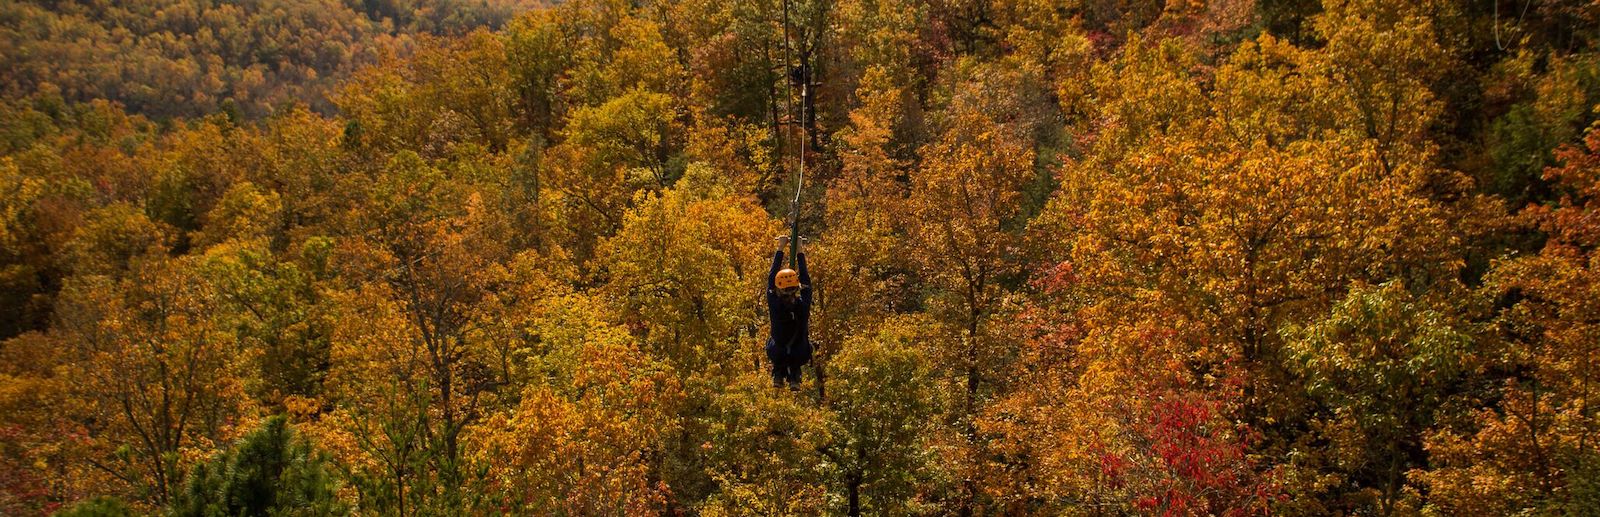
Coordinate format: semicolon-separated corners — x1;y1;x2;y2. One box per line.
825;316;942;516
698;376;833;516
1283;282;1473;515
468;292;680;514
902;57;1042;513
600;164;777;371
1019;0;1484;511
54;253;255;506
314;149;513;513
1423;124;1600;515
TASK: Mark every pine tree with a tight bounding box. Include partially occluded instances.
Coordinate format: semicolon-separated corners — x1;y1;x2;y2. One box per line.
169;416;345;517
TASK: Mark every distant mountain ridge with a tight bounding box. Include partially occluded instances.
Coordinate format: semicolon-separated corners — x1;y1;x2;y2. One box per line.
0;0;549;119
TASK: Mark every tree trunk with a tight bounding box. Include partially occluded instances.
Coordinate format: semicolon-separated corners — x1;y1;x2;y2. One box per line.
848;473;861;516
814;356;827;404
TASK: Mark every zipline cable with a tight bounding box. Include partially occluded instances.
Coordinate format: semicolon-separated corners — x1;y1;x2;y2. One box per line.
788;79;806;268
781;0;804;268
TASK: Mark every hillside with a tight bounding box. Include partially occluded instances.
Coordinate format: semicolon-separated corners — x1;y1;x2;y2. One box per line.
0;0;547;118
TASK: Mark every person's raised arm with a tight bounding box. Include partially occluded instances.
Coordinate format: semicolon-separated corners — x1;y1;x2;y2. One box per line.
797;239;813;304
769;235;788;290
797;245;811;286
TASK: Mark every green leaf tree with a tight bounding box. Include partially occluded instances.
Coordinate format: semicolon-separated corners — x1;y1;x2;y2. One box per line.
169;415;346;517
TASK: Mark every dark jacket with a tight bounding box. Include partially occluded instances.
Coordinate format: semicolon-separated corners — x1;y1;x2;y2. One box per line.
766;250;812;360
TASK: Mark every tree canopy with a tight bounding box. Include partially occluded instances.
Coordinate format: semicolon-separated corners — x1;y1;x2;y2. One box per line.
3;0;1600;515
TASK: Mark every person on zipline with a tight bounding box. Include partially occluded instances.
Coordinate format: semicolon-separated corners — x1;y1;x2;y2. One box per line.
766;234;812;390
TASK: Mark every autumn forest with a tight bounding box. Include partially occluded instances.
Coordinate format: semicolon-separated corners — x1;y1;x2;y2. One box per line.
2;0;1599;515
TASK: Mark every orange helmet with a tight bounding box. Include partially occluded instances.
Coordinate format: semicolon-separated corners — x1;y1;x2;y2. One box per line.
775;268;800;290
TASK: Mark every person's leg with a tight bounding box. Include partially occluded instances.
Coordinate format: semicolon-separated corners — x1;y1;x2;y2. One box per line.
784;361;803;389
766;340;784;388
788;340;812;389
